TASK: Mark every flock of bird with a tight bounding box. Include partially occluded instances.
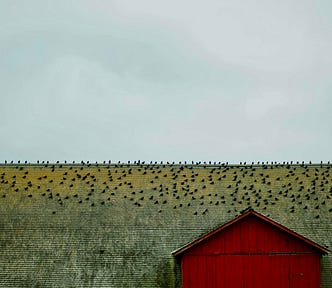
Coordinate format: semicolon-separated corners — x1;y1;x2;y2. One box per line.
1;161;332;218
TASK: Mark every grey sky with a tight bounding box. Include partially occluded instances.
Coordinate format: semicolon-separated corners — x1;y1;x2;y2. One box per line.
1;0;331;163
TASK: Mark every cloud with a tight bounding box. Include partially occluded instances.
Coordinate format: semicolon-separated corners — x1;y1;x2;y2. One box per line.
0;0;331;162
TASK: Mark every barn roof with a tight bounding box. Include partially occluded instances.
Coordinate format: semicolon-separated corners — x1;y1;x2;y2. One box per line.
1;162;332;287
172;208;330;256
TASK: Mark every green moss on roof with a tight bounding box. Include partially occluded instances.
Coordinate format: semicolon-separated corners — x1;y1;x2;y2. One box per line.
1;162;332;217
0;162;331;287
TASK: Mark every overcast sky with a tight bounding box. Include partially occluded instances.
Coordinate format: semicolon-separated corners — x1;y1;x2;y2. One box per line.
1;0;331;164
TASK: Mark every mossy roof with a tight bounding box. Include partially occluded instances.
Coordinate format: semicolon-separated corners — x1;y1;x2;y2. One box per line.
1;162;332;287
1;162;331;245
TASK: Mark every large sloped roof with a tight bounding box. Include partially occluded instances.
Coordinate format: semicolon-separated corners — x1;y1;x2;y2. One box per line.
0;162;332;287
1;162;332;239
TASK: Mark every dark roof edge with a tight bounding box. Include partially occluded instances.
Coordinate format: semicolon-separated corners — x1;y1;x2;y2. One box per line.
0;162;332;169
172;209;330;257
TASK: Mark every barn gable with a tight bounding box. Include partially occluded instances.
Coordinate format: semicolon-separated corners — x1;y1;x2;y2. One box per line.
173;209;329;288
173;209;330;257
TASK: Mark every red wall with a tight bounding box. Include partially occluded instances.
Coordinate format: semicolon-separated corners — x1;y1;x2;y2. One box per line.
181;216;321;288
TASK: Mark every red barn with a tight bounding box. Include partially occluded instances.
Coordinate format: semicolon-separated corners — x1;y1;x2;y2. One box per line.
173;209;329;288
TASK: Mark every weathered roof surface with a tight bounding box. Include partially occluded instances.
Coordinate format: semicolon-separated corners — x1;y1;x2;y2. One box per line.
173;208;330;256
0;162;332;287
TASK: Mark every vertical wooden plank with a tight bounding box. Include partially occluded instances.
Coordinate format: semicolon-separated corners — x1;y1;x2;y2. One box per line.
226;255;237;287
252;255;262;287
213;256;218;288
205;256;211;288
251;255;257;287
225;225;233;254
215;256;220;288
278;255;285;286
255;218;264;253
182;256;188;288
224;255;231;287
289;255;297;288
259;255;268;287
251;219;257;253
219;255;226;288
215;228;226;253
187;256;195;288
194;256;199;288
235;255;243;288
244;255;253;288
199;256;206;288
194;256;200;288
316;254;321;288
198;256;206;288
271;255;278;287
232;224;241;254
218;228;227;254
205;256;214;288
242;219;250;253
229;255;235;287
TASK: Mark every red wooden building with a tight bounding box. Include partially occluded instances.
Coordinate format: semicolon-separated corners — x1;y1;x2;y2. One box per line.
173;209;329;288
